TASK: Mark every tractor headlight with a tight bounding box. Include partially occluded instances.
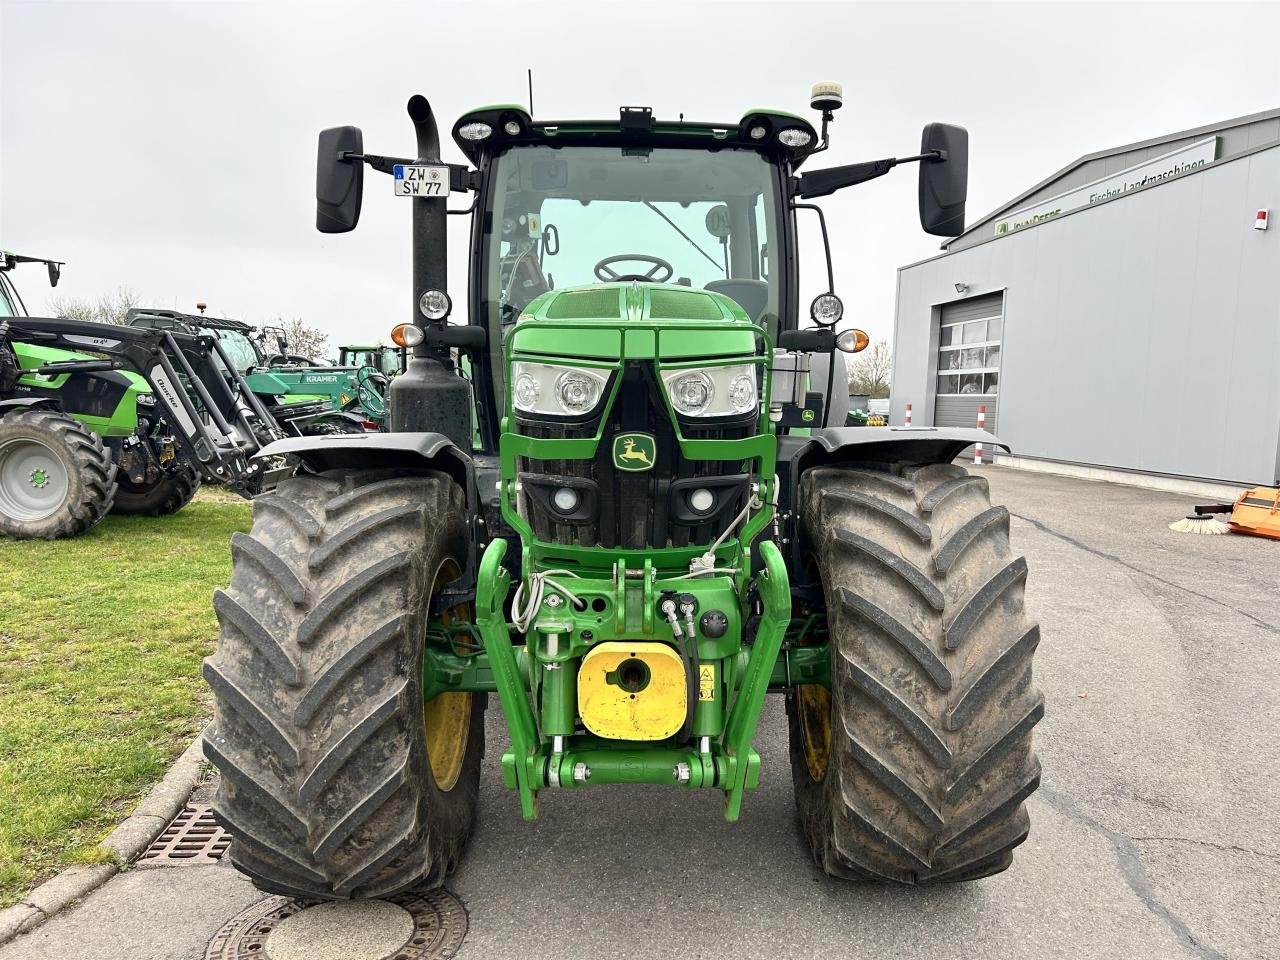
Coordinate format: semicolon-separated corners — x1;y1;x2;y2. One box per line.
135;392;157;408
512;361;609;417
661;364;759;418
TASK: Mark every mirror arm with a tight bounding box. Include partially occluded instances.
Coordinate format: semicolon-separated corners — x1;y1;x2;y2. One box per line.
794;150;944;199
342;152;478;192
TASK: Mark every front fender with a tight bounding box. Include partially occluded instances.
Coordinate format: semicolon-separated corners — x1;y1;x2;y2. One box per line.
255;431;470;486
0;397;56;413
806;425;1008;466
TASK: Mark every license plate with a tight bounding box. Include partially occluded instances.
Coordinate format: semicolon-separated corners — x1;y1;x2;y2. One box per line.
393;164;449;197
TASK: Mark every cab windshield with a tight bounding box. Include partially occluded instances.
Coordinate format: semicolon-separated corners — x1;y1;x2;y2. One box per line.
484;145;781;331
206;328;262;375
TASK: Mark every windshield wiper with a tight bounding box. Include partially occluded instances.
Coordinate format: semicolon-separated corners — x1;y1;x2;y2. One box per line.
643;202;726;276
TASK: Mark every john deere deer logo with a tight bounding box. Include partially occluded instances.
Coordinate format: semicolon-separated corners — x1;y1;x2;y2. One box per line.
612;432;656;472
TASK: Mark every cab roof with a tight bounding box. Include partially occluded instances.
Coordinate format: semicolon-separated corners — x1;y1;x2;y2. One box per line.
451;105;819;169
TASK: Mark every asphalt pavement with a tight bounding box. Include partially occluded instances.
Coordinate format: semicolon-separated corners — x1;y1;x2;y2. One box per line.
3;465;1277;960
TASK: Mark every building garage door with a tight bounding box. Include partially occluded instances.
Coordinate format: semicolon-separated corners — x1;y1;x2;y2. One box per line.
935;293;1002;459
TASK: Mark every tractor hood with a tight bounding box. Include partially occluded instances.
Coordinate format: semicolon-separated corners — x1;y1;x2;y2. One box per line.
510;283;758;361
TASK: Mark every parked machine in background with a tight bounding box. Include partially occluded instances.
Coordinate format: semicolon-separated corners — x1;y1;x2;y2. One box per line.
203;84;1040;899
126;309;387;432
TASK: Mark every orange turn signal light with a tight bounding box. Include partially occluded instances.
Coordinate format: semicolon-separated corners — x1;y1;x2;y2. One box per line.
390;323;424;348
835;328;870;354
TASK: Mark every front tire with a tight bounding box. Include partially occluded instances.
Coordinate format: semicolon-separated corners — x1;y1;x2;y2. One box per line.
203;470;483;898
789;462;1043;883
0;409;116;539
112;464;200;516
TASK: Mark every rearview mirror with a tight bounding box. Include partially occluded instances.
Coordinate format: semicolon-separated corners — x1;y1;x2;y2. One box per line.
47;262;61;287
316;126;364;233
919;123;968;237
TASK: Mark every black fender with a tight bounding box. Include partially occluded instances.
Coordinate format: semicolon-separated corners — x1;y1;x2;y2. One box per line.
778;426;1009;600
255;431;471;489
0;396;56;413
806;425;1008;467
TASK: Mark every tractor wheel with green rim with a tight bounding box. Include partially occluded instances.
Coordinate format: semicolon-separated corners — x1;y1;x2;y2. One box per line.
0;408;116;540
112;464;201;516
789;462;1043;883
203;469;484;899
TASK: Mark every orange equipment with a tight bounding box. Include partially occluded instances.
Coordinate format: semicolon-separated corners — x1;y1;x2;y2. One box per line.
1226;486;1280;540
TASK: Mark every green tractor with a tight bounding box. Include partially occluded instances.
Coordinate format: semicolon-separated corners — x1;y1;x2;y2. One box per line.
338;343;404;378
126;309;388;432
0;258;286;537
204;85;1042;897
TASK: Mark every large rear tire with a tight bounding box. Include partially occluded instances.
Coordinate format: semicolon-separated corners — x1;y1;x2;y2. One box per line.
788;462;1043;883
0;408;116;540
112;464;200;516
203;469;483;899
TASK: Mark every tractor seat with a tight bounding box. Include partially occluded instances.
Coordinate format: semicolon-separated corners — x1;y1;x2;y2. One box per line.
704;279;769;323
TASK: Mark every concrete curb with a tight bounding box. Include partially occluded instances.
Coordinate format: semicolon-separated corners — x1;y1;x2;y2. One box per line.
0;726;209;946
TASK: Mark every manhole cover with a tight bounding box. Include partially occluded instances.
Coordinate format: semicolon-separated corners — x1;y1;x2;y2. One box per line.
137;804;231;866
205;888;468;960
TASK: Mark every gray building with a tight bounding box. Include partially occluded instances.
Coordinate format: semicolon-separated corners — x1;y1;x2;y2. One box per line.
891;109;1280;487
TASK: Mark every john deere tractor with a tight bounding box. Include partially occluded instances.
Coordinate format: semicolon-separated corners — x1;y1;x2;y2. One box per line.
204;84;1042;897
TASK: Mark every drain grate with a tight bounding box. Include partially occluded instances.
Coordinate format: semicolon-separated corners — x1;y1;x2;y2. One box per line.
137;804;231;866
206;889;468;960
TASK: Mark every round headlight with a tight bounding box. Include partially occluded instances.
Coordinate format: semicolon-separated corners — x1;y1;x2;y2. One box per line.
514;373;541;410
670;371;714;415
555;370;601;413
135;392;157;408
418;290;451;321
778;128;813;148
748;125;767;140
810;293;844;326
552;487;580;514
503;120;522;136
688;488;715;514
728;374;757;414
458;121;493;141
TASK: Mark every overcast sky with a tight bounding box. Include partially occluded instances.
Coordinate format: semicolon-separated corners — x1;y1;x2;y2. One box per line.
3;0;1279;353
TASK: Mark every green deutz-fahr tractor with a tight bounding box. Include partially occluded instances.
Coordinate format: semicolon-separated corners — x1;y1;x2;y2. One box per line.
204;84;1042;897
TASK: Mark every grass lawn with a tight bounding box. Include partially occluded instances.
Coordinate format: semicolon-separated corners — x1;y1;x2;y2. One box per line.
0;488;251;907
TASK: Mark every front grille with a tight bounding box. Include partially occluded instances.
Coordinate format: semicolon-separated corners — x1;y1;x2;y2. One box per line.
516;363;752;549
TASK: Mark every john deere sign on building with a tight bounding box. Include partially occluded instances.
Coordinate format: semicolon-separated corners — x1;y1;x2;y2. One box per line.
891;109;1280;489
994;136;1220;236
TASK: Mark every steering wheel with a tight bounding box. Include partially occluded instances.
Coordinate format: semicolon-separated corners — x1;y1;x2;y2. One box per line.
594;254;674;284
355;366;388;415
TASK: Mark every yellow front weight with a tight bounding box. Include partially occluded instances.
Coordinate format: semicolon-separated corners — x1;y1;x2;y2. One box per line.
577;642;686;741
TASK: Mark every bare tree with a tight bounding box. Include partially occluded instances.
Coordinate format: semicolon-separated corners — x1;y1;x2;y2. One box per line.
275;316;330;363
48;286;141;325
847;339;892;399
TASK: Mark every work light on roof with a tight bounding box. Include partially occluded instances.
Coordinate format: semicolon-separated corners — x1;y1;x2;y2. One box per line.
458;121;493;141
778;128;813;148
503;120;522;136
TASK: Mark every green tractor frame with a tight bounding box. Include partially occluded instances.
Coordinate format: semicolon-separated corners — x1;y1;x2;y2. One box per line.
204;84;1042;897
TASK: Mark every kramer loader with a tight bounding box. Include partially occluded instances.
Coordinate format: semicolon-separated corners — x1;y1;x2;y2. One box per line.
204;84;1042;896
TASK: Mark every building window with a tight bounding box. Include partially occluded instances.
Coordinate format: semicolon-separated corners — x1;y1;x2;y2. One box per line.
937;314;1001;395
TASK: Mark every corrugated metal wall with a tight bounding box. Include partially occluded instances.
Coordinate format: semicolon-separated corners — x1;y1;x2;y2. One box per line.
890;146;1280;485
